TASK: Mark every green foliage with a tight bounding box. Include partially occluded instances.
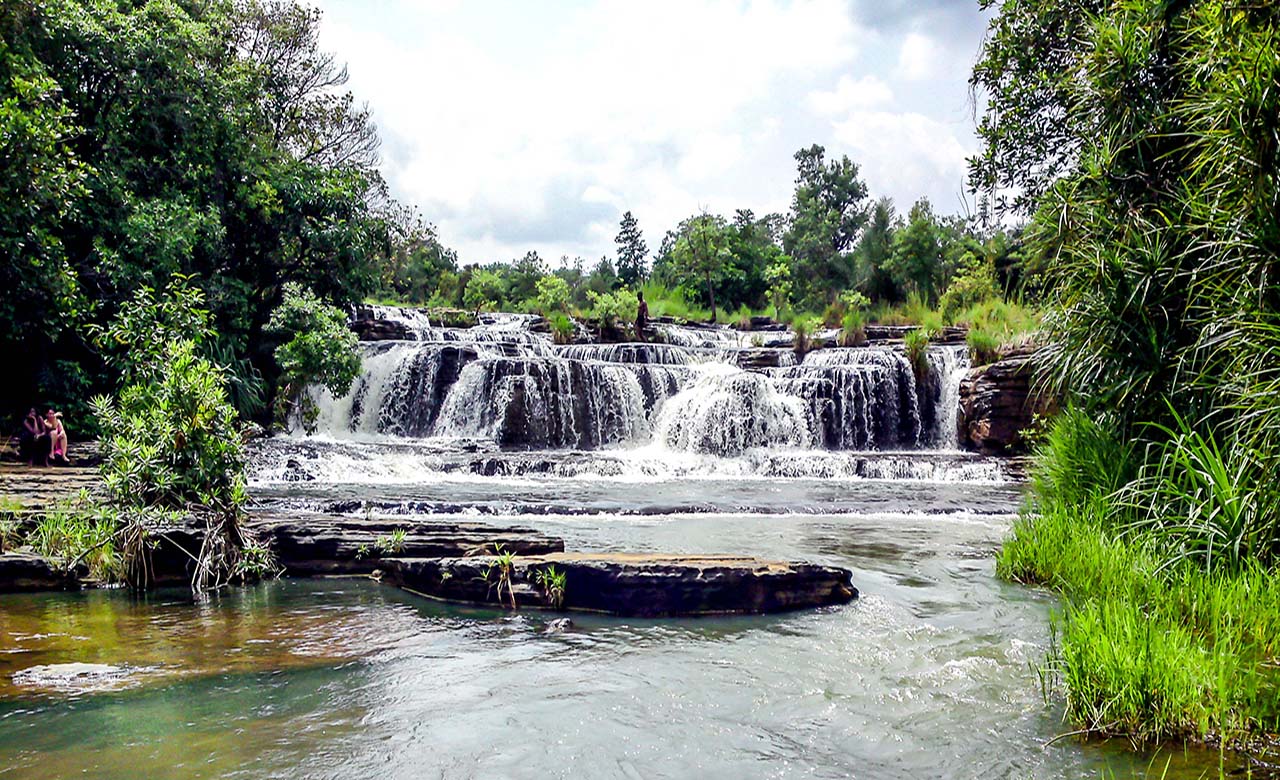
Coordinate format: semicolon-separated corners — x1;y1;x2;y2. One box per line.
534;275;571;315
640;282;710;323
902;327;934;378
89;276;214;384
614;211;648;287
790;313;823;355
267;283;360;428
939;253;999;324
838;309;867;348
548;312;575;345
0;0;401;418
26;493;120;582
763;255;793;322
463;269;505;315
783;144;869;306
92;340;246;513
587;289;638;330
669;213;732;322
533;564;567;610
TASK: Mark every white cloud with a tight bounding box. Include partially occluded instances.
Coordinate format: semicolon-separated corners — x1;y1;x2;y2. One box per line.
831;110;974;212
897;32;938;81
806;75;894;116
311;0;985;264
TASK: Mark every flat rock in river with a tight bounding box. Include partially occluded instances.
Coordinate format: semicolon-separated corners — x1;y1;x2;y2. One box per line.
248;514;566;575
383;552;857;617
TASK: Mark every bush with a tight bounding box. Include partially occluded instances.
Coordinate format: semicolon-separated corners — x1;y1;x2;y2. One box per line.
939;254;999;323
534;275;571;314
791;313;823;354
965;325;1002;365
838;309;866;347
902;327;934;377
586;289;638;330
267;283;361;430
548;312;574;344
463;269;504;314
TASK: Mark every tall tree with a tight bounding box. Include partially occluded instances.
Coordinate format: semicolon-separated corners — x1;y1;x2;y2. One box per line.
885;199;946;304
853;198;900;302
614;211;648;287
671;213;731;322
783;144;870;306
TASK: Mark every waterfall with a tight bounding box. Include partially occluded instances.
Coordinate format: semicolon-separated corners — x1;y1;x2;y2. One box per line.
306;311;974;454
925;345;971;449
654;365;815;455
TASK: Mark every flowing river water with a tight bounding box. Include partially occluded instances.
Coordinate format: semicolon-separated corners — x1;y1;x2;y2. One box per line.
0;314;1237;778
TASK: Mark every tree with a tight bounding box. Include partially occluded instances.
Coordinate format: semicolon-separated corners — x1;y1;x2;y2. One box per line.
671;213;731;322
783;144;870;306
463;269;505;315
266;283;361;430
534;275;571;314
764;255;793;322
853;198;900;302
0;0;401;420
885;199;948;304
614;211;648;287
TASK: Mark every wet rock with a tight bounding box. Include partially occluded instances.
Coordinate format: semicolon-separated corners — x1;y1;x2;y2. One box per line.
543;617;574;633
11;662;138;692
0;552;78;592
383;553;857;617
735;348;796;370
957;349;1054;454
247;514;566;576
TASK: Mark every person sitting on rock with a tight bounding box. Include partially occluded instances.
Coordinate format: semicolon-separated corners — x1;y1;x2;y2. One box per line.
44;408;68;465
18;407;51;466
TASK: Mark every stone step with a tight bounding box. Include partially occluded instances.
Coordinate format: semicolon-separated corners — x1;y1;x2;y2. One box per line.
382;553;857;617
246;514;565;576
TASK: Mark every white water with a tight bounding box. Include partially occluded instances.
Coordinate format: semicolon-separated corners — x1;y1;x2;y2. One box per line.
308;316;970;455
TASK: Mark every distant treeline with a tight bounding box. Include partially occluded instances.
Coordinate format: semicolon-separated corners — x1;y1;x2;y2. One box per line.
379;147;1051;323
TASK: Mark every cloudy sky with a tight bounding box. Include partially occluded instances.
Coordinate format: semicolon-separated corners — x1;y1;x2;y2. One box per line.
311;0;991;267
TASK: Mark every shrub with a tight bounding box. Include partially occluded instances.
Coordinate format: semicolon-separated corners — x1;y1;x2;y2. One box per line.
838;309;867;347
267;283;361;431
587;289;638;330
791;313;823;355
463;269;504;314
902;327;934;378
939;254;999;323
534;275;571;314
548;312;575;344
966;325;1002;365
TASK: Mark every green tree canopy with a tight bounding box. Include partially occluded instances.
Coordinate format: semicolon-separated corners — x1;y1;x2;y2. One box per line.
614;211;648;288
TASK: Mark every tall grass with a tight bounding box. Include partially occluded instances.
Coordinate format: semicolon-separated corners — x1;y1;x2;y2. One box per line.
639;282;710;323
1000;411;1280;747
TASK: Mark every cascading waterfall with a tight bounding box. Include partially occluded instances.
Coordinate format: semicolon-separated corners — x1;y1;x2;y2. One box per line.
925;345;971;450
305;315;971;454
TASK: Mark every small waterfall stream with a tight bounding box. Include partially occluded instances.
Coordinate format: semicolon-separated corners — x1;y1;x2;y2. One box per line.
308;312;972;453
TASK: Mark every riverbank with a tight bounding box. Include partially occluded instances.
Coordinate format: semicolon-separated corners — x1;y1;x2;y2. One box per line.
1002;503;1280;752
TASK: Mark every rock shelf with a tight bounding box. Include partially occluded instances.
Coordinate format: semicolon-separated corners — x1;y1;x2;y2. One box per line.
383;552;857;617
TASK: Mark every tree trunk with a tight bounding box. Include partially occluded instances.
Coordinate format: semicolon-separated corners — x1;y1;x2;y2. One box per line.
705;272;717;323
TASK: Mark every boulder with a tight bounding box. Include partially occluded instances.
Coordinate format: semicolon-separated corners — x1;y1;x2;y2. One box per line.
247;514;565;576
384;552;857;617
957;349;1053;454
0;553;78;592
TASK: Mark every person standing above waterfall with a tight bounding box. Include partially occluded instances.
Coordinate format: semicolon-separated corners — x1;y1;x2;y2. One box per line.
635;290;649;342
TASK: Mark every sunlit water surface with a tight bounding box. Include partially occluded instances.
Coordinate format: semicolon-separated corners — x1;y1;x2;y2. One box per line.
0;439;1237;778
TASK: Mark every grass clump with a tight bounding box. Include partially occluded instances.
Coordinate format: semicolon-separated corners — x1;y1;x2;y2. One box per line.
999;410;1280;748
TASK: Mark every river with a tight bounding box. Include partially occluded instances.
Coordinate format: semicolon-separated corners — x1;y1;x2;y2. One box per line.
0;315;1236;777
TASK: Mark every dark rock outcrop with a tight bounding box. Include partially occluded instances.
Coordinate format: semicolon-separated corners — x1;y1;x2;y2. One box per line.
248;514;565;576
957;349;1052;454
0;553;78;592
384;553;857;617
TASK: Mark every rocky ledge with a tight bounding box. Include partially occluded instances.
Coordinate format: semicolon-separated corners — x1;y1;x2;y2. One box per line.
247;514;565;576
957;347;1055;454
0;553;78;593
383;552;857;617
